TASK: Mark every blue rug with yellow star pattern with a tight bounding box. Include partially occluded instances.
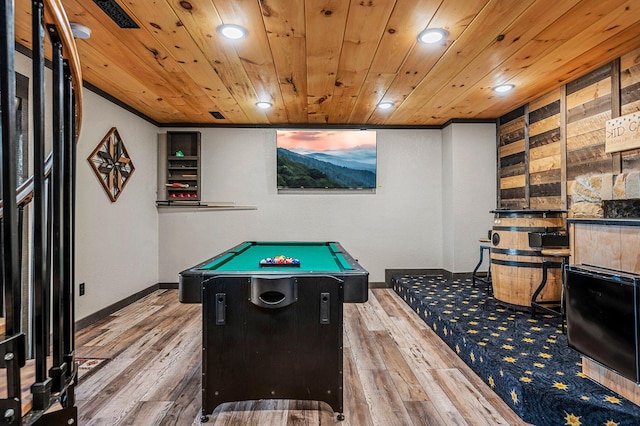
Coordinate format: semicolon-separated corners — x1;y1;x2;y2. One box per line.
392;274;640;426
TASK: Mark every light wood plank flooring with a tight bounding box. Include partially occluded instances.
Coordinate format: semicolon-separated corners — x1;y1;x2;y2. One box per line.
75;289;528;425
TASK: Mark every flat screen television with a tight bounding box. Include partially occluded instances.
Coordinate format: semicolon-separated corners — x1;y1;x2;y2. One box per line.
565;264;640;383
276;130;377;190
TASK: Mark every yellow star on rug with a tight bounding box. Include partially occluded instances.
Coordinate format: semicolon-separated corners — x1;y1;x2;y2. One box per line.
553;381;568;391
564;412;581;425
510;389;519;404
604;395;621;405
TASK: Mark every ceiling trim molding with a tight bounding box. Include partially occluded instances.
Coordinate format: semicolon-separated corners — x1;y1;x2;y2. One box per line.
157;119;496;130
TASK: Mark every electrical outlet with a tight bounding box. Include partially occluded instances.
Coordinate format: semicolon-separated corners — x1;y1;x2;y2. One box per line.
79;282;85;296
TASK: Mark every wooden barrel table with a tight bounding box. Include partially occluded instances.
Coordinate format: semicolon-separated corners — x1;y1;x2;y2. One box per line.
490;210;566;308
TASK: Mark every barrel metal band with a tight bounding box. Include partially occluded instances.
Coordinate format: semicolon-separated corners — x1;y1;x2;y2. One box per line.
490;259;563;268
490;248;541;256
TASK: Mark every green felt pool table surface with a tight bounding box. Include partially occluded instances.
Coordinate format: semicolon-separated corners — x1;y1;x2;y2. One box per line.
200;241;353;272
179;241;368;304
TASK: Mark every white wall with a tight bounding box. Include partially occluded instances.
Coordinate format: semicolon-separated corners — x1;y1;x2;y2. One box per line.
442;123;497;272
74;90;159;321
158;128;443;284
442;125;455;271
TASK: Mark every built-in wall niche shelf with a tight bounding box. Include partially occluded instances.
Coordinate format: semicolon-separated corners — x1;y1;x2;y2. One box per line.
157;131;201;202
156;200;257;211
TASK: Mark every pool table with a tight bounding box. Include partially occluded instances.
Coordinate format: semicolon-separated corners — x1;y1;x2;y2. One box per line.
178;241;369;422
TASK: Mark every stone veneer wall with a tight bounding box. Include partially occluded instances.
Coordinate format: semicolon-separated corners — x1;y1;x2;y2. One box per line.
570;172;640;217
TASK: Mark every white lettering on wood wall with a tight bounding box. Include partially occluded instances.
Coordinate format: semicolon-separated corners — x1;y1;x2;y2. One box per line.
606;111;640;153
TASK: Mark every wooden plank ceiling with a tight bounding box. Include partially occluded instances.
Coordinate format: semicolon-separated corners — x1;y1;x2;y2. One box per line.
14;0;640;126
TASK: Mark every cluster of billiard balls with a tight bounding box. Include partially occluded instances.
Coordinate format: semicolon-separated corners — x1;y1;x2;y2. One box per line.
260;255;300;265
169;193;197;198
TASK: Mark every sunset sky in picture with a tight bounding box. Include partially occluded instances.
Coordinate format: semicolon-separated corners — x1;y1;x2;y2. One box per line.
277;130;376;153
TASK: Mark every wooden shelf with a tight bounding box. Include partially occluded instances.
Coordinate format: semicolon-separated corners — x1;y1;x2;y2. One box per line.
159;131;201;202
168;176;198;181
156;200;257;211
168;155;198;161
168;166;198;170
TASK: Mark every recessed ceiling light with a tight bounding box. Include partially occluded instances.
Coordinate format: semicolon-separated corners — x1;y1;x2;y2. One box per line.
493;84;515;93
217;24;247;40
417;28;447;44
377;102;394;110
70;23;91;39
256;101;272;109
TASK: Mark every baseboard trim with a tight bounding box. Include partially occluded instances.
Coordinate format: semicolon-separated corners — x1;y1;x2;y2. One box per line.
158;282;179;289
444;271;477;279
76;283;163;331
385;269;447;286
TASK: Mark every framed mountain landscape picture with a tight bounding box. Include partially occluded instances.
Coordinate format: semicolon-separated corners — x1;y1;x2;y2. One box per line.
276;130;377;191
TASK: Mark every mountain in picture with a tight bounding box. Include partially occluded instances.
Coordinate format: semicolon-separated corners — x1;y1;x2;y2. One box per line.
276;130;377;189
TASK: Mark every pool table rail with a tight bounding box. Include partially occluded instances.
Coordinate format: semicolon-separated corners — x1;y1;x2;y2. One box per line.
178;241;369;304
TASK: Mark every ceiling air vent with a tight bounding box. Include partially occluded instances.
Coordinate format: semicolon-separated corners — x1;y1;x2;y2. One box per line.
209;111;225;120
92;0;139;29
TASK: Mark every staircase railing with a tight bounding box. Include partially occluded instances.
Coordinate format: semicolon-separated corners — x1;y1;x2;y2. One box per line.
1;0;82;424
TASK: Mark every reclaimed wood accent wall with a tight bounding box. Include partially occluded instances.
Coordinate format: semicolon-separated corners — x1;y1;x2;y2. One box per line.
497;48;640;210
528;90;562;210
498;106;526;209
565;63;612;194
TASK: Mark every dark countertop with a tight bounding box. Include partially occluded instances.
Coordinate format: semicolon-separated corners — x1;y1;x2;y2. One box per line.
567;217;640;226
491;209;567;217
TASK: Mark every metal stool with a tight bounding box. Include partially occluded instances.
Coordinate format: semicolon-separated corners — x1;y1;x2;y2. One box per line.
531;248;570;331
472;238;492;293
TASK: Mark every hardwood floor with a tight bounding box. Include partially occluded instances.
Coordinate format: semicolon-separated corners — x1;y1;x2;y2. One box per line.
75;289;528;425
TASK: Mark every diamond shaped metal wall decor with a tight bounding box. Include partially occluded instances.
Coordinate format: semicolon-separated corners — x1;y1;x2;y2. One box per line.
88;127;135;202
